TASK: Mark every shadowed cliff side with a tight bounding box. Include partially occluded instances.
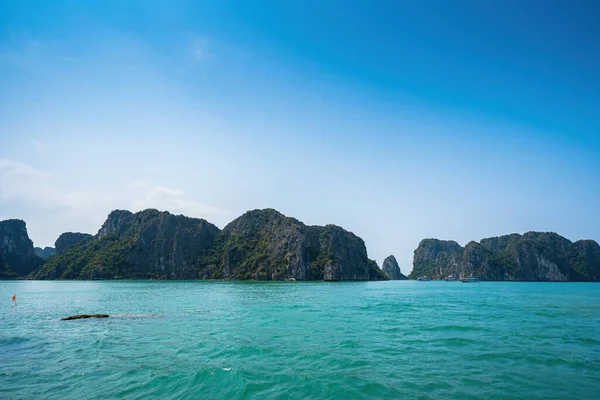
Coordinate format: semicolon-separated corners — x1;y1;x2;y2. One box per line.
0;219;44;279
382;255;407;280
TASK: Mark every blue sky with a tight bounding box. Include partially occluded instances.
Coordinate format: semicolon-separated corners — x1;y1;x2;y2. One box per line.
1;0;599;272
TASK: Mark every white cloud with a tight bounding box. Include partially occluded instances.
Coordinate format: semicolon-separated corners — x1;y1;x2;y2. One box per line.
0;158;114;211
0;158;44;181
0;158;60;208
130;180;226;217
0;159;228;246
0;159;225;215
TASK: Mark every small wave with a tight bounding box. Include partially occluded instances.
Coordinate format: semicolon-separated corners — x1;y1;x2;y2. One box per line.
437;337;481;346
533;311;560;318
524;355;595;369
422;324;488;332
0;336;30;346
574;337;600;345
337;340;361;349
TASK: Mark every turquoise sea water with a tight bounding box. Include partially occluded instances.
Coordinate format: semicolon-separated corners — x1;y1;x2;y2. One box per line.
1;281;599;399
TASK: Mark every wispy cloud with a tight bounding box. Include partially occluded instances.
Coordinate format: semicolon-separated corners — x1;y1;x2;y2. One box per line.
0;159;228;245
131;180;226;217
0;159;226;217
0;158;116;212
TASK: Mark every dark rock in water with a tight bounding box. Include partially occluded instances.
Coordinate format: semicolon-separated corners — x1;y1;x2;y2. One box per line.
382;255;407;280
411;232;600;282
54;232;92;255
61;314;109;321
34;246;55;259
0;219;44;279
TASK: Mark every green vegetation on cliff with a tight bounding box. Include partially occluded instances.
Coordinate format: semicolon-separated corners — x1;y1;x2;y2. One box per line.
54;232;92;255
201;209;384;281
569;240;600;281
32;233;136;280
32;209;219;280
28;208;386;281
411;232;600;281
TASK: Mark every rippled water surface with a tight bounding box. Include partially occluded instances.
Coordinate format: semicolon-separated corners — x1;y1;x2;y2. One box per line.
1;281;599;399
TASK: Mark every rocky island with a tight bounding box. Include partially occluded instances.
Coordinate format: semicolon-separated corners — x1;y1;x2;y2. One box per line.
2;209;599;282
410;232;600;281
2;208;386;281
381;255;408;280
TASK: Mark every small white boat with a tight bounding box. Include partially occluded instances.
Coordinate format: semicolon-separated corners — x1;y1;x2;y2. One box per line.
461;274;479;283
417;276;431;281
444;275;457;281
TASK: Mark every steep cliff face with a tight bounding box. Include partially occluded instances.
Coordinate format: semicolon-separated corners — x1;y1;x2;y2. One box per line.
409;239;463;279
314;224;383;281
461;242;506;280
32;209;220;280
208;209;311;280
0;219;44;278
55;232;92;255
0;253;13;279
33;208;385;281
97;210;134;238
206;209;385;281
502;232;572;281
411;232;600;281
569;240;600;281
382;255;407;280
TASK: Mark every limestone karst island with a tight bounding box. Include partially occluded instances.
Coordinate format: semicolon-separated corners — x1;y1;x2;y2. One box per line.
2;209;598;282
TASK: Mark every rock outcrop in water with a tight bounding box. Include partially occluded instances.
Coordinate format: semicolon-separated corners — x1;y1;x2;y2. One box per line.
30;208;386;281
0;219;44;279
410;232;600;281
61;314;109;321
381;255;407;280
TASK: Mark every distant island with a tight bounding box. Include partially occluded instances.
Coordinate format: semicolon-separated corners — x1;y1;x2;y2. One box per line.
1;209;598;281
411;234;600;281
1;209;388;281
